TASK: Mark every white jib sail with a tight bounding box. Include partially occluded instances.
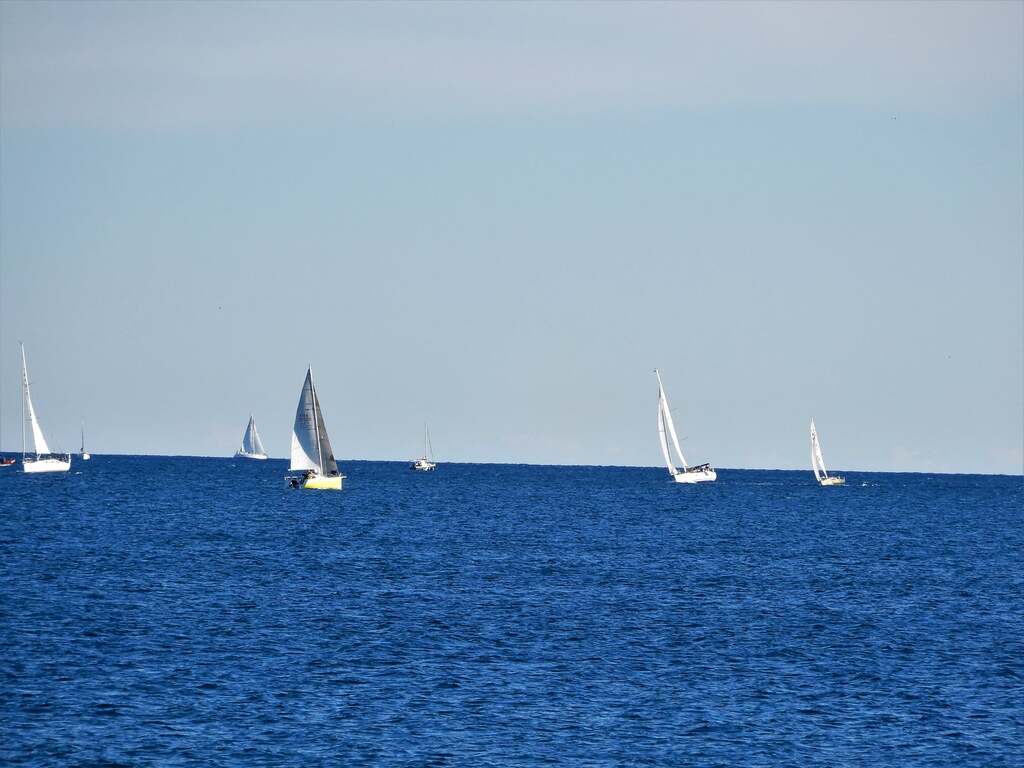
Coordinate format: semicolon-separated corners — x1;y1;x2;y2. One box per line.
241;415;266;455
657;398;677;475
810;419;827;481
655;370;688;472
290;370;321;472
250;418;266;456
21;345;51;455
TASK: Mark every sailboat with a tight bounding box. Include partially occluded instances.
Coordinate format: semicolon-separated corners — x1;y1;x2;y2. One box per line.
286;367;344;490
655;368;716;483
810;418;844;486
20;344;71;473
410;423;437;471
235;414;268;460
80;421;91;460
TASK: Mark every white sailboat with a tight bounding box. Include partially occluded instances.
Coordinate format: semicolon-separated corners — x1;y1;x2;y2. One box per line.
655;368;716;484
80;421;91;460
235;414;268;460
286;367;344;490
810;418;844;486
410;423;436;471
20;344;71;473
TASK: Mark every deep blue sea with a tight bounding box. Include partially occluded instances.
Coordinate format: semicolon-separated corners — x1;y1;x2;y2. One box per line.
1;457;1022;766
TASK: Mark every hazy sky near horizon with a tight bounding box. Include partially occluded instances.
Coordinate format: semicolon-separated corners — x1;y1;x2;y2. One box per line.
1;0;1021;473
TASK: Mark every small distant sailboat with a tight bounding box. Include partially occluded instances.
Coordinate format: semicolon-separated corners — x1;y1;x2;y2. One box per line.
810;419;844;486
20;344;71;473
235;414;268;460
286;367;344;490
410;423;437;471
80;421;91;460
655;369;715;483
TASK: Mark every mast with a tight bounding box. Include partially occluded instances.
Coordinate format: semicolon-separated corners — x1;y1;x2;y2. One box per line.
21;345;26;458
310;367;324;474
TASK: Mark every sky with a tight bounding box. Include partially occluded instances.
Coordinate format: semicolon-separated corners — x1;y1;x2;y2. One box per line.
1;0;1021;473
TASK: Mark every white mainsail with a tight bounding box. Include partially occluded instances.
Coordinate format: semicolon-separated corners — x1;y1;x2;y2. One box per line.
810;418;827;482
290;368;338;475
21;344;51;456
240;415;266;456
655;369;690;474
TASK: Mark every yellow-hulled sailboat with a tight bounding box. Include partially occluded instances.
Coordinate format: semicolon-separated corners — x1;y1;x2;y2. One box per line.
286;367;344;490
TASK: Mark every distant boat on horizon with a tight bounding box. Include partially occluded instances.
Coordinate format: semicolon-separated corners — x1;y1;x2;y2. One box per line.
235;414;268;460
286;367;344;490
810;418;844;486
410;423;437;471
80;420;90;460
655;368;715;484
20;343;71;474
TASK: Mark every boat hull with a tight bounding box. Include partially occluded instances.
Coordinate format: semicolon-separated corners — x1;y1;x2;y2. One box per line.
24;456;72;473
672;468;717;483
235;451;268;460
81;453;91;460
411;460;436;471
287;473;344;490
819;476;845;486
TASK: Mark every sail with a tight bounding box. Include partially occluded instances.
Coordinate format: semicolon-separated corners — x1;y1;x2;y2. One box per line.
21;346;51;456
810;419;826;481
657;398;677;474
241;415;266;455
290;370;321;471
311;378;338;476
655;370;688;471
250;418;266;456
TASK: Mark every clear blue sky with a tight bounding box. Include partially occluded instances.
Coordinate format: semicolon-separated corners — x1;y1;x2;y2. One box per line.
1;1;1021;473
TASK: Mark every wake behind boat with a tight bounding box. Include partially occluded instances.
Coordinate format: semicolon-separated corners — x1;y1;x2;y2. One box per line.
20;344;70;474
235;414;268;460
655;368;715;484
286;367;344;490
810;418;844;486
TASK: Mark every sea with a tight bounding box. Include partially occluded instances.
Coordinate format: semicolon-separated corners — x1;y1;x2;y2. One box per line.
1;456;1021;766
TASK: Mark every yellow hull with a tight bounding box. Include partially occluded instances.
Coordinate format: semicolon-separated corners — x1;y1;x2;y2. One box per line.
303;475;343;490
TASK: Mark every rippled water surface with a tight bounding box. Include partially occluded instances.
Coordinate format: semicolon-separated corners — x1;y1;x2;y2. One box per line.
1;457;1022;766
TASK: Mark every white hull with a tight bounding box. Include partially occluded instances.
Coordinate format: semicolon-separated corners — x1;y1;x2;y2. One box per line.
819;475;845;486
23;456;71;473
81;453;91;460
235;451;268;460
672;468;717;484
411;459;436;471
